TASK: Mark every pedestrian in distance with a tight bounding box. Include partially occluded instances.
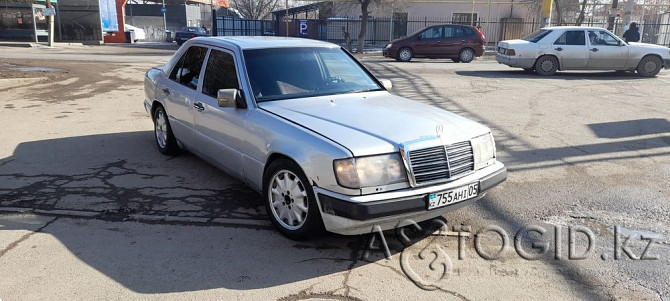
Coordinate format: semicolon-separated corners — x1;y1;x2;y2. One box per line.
623;22;640;43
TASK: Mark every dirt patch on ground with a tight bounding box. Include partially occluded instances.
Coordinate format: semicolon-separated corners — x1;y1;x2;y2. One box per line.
0;59;143;103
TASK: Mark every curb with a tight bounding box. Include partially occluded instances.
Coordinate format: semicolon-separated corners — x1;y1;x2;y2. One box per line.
0;206;273;228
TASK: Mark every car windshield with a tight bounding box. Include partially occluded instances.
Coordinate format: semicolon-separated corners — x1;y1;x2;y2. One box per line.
243;47;383;102
522;29;552;43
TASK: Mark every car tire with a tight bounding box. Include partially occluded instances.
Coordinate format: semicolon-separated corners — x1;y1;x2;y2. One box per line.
153;105;180;155
636;55;662;77
397;47;413;62
459;48;475;63
534;56;559;76
263;158;324;240
451;58;461;63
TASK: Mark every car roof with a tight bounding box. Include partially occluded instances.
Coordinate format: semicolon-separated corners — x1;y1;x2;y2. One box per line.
190;36;338;50
543;26;608;31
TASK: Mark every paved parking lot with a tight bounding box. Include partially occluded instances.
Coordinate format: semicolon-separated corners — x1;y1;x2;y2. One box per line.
0;45;668;300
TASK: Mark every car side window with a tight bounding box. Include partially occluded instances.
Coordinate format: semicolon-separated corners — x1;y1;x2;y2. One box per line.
169;46;207;90
554;31;586;45
202;49;239;98
421;27;443;39
588;30;620;46
454;26;465;37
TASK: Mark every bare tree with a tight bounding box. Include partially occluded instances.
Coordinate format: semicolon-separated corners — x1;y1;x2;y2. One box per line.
336;0;404;53
230;0;282;20
575;0;588;25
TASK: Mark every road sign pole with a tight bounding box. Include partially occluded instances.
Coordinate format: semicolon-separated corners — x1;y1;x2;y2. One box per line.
162;0;167;41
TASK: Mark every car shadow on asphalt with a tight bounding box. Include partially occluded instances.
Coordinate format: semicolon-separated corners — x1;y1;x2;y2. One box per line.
0;131;429;293
455;69;647;80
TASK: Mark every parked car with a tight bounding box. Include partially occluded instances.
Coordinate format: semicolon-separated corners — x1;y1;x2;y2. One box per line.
383;24;486;63
124;24;146;42
175;26;209;46
496;26;670;77
144;37;507;239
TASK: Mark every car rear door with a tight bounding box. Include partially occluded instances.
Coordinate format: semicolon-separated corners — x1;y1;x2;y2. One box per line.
586;30;629;69
552;30;589;69
192;47;249;180
441;26;463;57
160;45;207;148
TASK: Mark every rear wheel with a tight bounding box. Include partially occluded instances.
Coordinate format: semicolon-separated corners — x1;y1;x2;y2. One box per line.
636;55;662;77
397;47;413;62
263;159;324;240
459;48;475;63
535;56;559;76
153;105;180;155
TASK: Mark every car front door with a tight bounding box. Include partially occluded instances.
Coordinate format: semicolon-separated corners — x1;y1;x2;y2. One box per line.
160;45;207;148
552;30;589;69
414;26;444;56
587;30;629;69
192;48;249;179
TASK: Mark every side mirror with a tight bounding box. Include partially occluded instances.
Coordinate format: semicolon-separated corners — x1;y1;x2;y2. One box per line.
380;79;393;91
217;89;243;108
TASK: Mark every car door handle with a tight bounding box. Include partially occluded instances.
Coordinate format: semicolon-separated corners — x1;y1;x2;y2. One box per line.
162;88;170;95
461;40;466;42
436;40;442;43
555;47;563;51
193;102;205;111
591;48;599;52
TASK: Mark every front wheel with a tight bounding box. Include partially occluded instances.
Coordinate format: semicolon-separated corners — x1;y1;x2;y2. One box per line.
459;48;475;63
535;56;559;76
396;47;413;62
263;159;324;240
636;55;662;77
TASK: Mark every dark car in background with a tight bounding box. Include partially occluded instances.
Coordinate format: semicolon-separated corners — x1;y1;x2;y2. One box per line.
383;24;486;63
175;27;209;46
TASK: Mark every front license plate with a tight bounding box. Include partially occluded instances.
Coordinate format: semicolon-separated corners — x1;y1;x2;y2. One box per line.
427;182;479;210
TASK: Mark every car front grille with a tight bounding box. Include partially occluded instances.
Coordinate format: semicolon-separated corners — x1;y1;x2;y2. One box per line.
408;141;475;186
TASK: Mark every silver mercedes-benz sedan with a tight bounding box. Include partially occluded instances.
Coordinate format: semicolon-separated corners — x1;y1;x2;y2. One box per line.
496;26;670;77
143;36;507;239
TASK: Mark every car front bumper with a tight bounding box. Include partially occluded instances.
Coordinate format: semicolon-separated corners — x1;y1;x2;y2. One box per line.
382;48;396;58
496;53;536;69
315;161;507;235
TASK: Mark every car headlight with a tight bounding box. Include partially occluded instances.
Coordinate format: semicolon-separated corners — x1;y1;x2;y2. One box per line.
385;43;392;49
334;154;407;189
472;133;496;170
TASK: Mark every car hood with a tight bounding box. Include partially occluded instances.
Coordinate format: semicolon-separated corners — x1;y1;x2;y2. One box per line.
627;42;670;51
259;91;490;157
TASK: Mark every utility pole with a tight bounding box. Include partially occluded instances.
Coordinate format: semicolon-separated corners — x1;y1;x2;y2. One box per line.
46;0;54;46
540;0;553;28
623;0;634;28
285;0;289;37
607;0;619;31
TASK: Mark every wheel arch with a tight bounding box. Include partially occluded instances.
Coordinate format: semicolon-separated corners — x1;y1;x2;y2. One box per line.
638;53;663;67
535;54;561;70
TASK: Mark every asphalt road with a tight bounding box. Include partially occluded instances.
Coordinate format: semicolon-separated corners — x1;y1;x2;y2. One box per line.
0;44;668;300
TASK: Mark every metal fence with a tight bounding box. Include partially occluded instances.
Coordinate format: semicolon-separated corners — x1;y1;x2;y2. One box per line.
215;16;273;36
214;15;670;49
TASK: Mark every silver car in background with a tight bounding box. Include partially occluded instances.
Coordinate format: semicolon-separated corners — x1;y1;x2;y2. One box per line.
496;26;670;77
144;37;507;239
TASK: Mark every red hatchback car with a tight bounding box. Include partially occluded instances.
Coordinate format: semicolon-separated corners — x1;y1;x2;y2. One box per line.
383;24;486;63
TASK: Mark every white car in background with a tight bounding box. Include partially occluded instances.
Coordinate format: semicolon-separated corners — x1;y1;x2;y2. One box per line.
125;24;146;43
496;26;670;77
